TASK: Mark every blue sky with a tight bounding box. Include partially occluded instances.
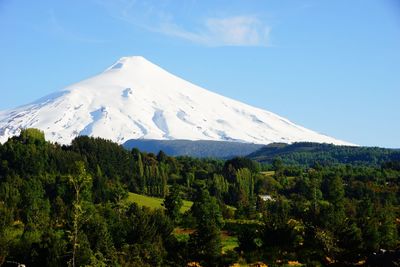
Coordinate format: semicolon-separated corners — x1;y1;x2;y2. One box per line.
1;0;399;147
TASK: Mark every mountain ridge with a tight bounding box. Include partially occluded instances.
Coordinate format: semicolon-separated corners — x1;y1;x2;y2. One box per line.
123;139;265;158
248;142;399;166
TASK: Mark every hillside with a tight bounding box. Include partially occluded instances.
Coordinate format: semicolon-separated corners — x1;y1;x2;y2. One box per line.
123;139;264;158
248;142;400;166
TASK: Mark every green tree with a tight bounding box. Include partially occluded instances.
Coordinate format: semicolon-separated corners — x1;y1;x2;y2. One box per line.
208;174;228;200
163;185;183;224
157;150;168;162
68;162;92;267
379;204;398;249
18;128;46;145
272;157;284;174
322;174;345;230
189;188;223;266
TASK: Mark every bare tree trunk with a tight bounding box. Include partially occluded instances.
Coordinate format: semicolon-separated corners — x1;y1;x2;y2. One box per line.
68;162;91;267
71;187;80;267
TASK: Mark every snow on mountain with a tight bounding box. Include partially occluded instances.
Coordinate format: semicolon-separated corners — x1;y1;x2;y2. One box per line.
0;56;353;146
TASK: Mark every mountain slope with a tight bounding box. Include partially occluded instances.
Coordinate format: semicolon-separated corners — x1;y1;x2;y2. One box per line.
0;56;353;145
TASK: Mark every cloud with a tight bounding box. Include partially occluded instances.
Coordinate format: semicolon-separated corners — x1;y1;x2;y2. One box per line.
96;0;271;47
158;16;271;47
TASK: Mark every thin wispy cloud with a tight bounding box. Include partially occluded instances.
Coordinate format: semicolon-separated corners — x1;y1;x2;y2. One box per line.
96;0;271;47
158;16;271;47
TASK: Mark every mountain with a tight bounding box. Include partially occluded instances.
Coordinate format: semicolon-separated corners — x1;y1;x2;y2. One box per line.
123;139;264;158
248;142;400;166
0;56;353;145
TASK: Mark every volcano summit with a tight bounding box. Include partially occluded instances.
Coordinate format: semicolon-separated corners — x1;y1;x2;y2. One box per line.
0;56;352;146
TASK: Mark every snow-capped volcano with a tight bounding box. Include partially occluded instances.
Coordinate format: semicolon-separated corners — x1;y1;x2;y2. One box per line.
0;56;352;145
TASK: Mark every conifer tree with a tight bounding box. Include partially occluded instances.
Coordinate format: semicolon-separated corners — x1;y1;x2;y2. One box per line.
163;185;183;224
189;188;223;266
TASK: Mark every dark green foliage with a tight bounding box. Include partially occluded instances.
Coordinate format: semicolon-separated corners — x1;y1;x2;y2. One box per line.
249;142;400;166
163;185;183;224
0;131;177;266
223;157;261;178
17;128;46;145
208;174;229;201
189;188;223;266
0;129;399;266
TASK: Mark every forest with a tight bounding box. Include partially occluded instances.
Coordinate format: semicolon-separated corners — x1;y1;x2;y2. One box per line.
0;129;399;266
248;142;400;167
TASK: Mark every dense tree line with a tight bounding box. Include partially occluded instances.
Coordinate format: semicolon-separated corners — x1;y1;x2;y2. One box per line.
249;142;400;167
0;129;399;266
237;161;400;266
0;129;226;266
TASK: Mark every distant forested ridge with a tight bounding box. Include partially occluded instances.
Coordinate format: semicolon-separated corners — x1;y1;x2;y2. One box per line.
248;142;400;166
123;139;264;158
0;129;399;266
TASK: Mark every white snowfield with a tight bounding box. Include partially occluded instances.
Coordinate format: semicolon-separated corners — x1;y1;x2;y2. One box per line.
0;56;353;146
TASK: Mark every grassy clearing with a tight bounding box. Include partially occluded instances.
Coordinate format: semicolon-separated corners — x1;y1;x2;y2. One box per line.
225;218;262;225
127;192;193;213
260;171;275;176
221;231;238;252
127;193;240;251
173;228;239;252
173;228;193;242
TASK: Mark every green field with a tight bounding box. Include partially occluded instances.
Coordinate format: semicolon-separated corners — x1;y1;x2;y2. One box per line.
173;228;239;253
260;170;275;176
127;193;240;252
127;192;193;213
221;234;239;252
